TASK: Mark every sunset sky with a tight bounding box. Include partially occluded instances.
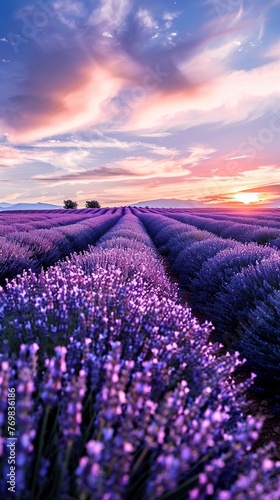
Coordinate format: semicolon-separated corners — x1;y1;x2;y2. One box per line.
0;0;280;207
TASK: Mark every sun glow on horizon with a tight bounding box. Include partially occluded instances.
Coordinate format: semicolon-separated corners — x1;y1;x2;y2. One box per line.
233;193;260;204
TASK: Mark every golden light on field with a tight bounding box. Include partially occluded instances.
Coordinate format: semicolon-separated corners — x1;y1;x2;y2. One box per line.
234;193;260;204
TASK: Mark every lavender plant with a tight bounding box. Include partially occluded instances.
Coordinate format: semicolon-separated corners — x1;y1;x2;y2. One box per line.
0;210;279;499
157;210;280;245
212;258;280;387
0;210;121;284
192;243;277;317
134;209;280;393
172;238;237;289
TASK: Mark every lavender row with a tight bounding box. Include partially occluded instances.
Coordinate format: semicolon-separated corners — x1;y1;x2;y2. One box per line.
0;208;110;236
183;211;280;229
133;209;280;393
0;214;279;498
173;208;280;222
0;210;122;285
150;209;280;247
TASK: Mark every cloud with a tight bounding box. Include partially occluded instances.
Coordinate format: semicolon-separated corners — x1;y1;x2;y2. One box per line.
0;142;92;173
0;146;40;167
184;146;217;167
1;0;280;218
0;0;244;143
89;0;131;31
205;0;244;24
33;164;144;182
126;57;280;132
35;137;139;150
51;0;86;28
34;136;176;154
1;38;127;142
54;0;85;16
162;11;179;29
264;39;280;59
32;152;194;186
226;155;250;160
239;183;280;194
163;12;178;21
137;9;158;30
137;132;172;138
216;182;280;205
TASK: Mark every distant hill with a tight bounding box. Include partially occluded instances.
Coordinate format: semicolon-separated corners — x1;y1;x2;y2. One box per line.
132;198;205;208
0;202;13;208
0;202;62;211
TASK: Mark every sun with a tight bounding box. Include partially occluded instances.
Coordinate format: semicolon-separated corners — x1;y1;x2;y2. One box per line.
234;193;260;204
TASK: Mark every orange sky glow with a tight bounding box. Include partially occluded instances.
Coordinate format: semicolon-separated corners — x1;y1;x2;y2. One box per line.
0;0;280;207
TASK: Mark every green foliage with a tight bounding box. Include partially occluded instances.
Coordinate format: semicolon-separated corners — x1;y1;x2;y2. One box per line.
85;200;101;208
63;199;78;209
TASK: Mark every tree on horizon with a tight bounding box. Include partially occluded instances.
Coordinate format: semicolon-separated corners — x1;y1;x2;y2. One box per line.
63;199;78;209
85;200;101;208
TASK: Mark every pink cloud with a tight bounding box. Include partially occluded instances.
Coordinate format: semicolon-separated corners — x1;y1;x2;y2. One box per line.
0;146;39;167
32;153;192;184
127;57;280;131
3;53;126;143
1;2;244;144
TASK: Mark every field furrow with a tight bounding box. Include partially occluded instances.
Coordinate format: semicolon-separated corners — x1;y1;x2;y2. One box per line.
0;207;280;499
149;208;280;247
133;208;280;395
0;209;123;285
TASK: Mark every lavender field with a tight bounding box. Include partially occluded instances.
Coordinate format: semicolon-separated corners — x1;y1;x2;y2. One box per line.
0;208;280;499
